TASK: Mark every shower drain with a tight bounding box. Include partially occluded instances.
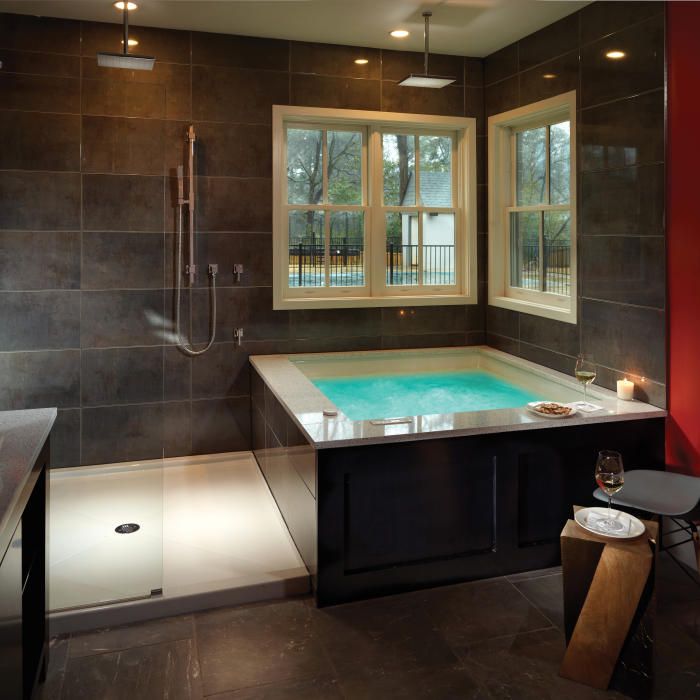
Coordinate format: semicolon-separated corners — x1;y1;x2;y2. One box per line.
115;523;140;534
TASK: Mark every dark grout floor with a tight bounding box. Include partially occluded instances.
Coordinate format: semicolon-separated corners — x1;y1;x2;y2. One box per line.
42;555;700;699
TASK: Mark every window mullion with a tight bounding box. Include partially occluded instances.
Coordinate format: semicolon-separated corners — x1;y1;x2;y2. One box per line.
538;210;545;292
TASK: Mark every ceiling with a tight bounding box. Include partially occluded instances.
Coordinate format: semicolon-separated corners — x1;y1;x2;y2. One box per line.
0;0;589;57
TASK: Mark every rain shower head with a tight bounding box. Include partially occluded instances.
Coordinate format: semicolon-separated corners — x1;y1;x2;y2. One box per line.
97;52;155;70
97;1;155;71
398;11;455;89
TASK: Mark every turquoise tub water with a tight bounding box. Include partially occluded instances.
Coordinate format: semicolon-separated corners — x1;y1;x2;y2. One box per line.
312;369;543;421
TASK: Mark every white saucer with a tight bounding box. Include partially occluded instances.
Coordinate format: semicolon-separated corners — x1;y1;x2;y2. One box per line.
526;401;578;419
574;506;646;539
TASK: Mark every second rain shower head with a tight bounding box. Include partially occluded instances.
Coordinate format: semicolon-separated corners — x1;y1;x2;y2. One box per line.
97;1;155;71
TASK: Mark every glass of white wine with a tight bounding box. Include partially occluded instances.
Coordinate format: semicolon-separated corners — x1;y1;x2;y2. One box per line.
575;353;596;409
594;450;625;533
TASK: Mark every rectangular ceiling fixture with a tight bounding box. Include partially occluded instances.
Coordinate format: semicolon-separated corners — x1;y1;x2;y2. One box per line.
399;11;456;89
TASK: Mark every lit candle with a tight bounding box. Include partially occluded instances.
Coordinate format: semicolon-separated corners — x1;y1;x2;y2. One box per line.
617;378;634;401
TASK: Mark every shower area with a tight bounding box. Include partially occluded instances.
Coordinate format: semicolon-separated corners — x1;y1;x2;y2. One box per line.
44;4;309;630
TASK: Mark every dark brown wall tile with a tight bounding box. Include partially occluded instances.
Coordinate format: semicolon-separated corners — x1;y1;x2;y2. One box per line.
80;290;165;348
485;75;518;116
519;314;579;356
465;86;484;135
0;172;81;230
519;342;576;376
192;65;289;123
486;305;519;339
0;349;80;410
82;231;164;289
464;57;484;87
0;231;80;290
293;74;381;111
485;332;519;355
0;112;80;171
82;116;165;175
51;408;80;468
518;50;579;106
518;13;579;71
581;235;665;308
188;122;271;178
291;308;382;340
192;32;288;70
82;59;191;120
381;82;463;117
381;332;467;349
193;286;289;343
579;89;664;172
194;232;273;288
190;396;250;455
81;20;191;64
484;43;518;85
0;48;80;77
82;78;166;119
163;346;191;401
195;177;271;232
580;14;664;108
292;42;380;79
581;298;665;383
0;13;80;54
83;174;164;231
0;73;80;113
382;50;463;84
579;1;664;45
191;342;250;399
380;305;468;336
81;402;167;464
581;164;664;237
81;346;164;406
0;291;80;350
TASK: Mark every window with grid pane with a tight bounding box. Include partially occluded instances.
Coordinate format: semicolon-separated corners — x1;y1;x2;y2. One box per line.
273;106;477;310
488;92;577;324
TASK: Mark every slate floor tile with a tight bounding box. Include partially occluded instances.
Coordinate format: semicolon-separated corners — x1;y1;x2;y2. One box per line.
204;675;342;699
194;600;333;696
512;573;565;630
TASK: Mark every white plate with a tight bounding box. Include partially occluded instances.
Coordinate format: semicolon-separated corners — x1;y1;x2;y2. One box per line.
526;401;578;419
574;506;646;539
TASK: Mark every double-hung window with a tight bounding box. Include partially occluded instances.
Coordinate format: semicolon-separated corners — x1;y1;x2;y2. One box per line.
273;106;477;309
488;92;577;323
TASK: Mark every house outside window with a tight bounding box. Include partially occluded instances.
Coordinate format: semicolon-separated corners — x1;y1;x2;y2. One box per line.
273;106;478;310
487;91;577;324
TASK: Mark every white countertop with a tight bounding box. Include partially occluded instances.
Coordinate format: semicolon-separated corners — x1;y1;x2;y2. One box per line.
250;347;666;449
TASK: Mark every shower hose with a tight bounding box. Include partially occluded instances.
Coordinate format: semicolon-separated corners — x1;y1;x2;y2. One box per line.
175;204;217;356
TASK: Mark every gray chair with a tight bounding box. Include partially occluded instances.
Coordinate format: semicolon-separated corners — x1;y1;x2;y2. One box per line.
593;469;700;584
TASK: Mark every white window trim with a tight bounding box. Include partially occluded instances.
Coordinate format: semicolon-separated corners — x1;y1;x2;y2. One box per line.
487;91;577;324
273;105;478;310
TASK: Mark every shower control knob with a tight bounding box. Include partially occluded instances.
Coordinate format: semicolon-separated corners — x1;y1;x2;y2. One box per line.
233;264;244;282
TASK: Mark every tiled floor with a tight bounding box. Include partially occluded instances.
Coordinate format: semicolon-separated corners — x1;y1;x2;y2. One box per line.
42;556;700;699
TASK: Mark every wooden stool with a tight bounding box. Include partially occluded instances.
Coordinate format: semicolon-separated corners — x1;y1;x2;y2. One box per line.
559;506;657;699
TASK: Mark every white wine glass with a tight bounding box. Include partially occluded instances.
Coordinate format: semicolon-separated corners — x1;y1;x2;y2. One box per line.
594;450;625;533
575;354;596;409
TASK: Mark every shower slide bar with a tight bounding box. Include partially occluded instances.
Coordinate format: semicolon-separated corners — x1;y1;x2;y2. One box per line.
175;124;218;356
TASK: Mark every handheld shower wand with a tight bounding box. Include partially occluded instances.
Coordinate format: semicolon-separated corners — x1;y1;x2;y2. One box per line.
175;125;217;356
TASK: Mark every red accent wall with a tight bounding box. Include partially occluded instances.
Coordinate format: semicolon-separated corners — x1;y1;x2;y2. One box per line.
667;2;700;476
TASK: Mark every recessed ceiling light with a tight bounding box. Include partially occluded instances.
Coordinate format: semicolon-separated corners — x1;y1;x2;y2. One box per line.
605;50;626;60
390;29;410;38
542;73;557;79
121;38;139;46
354;58;369;65
113;1;138;10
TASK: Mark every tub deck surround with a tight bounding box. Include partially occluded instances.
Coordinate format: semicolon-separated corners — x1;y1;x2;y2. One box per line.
249;346;666;449
0;407;56;552
250;348;666;606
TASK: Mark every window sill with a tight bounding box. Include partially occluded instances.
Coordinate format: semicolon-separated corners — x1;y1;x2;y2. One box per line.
274;293;477;310
488;294;577;324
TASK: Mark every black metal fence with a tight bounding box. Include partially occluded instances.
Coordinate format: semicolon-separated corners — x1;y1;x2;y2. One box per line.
386;243;455;285
511;242;571;295
289;241;364;287
288;241;456;287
